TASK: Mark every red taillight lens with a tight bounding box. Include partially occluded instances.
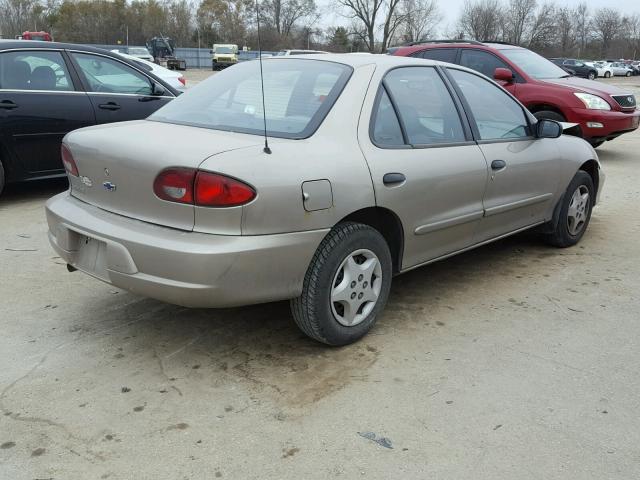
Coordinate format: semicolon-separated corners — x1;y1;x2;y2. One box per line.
61;144;79;177
153;168;195;204
178;76;186;86
195;171;256;207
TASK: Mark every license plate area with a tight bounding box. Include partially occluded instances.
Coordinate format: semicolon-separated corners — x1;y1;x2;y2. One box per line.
75;234;108;281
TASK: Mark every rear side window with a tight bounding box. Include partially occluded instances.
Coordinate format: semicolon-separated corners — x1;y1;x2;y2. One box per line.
449;69;529;140
383;67;466;145
459;49;511;78
72;53;153;95
414;48;457;64
0;51;73;91
150;59;352;139
372;90;404;146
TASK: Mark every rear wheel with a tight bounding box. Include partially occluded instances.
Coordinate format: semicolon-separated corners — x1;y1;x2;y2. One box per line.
588;71;596;80
626;71;632;77
544;171;594;248
533;110;566;123
604;71;611;78
291;222;392;346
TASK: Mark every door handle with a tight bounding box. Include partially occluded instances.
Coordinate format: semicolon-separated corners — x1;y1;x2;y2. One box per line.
383;172;406;186
0;100;18;110
98;102;121;111
491;159;507;170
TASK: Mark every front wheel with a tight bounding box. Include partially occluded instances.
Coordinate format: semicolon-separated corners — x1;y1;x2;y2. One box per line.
543;171;594;248
588;71;596;80
604;71;611;78
533;110;566;123
291;222;392;346
626;71;632;77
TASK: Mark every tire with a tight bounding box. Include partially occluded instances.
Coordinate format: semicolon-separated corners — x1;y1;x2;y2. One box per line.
291;222;393;346
588;71;596;80
626;71;632;77
605;71;611;78
0;160;5;196
543;171;594;248
533;110;566;123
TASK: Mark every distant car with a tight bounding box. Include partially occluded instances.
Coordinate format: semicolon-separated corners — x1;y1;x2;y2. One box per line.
550;58;598;80
0;40;179;195
47;55;604;345
392;41;640;147
114;51;186;91
112;46;154;62
607;62;633;77
591;61;613;78
276;49;328;56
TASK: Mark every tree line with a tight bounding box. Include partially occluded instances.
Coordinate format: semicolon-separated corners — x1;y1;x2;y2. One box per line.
0;0;638;59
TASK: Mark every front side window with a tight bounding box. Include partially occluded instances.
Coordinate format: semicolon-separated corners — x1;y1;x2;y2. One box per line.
0;51;73;91
72;53;153;95
459;49;511;79
449;69;529;141
383;67;466;145
150;59;352;139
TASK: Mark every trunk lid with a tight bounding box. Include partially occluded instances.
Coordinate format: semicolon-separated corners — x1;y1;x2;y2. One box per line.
65;120;261;231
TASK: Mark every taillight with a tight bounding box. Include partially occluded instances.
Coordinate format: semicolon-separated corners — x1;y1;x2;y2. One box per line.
153;169;256;207
195;171;256;207
178;76;186;86
61;144;79;177
153;168;195;203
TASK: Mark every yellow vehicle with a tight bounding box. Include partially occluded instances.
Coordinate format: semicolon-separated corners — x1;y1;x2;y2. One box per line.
211;44;238;70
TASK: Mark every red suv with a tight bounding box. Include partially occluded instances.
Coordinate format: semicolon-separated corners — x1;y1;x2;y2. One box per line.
391;41;640;147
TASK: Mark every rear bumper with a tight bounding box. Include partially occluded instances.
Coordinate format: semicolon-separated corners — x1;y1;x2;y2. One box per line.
46;192;327;308
567;108;640;140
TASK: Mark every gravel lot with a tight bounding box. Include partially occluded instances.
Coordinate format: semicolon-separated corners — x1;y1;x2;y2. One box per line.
1;77;639;480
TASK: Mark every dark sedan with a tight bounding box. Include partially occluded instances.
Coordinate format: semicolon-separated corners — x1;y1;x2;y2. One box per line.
0;41;180;195
550;58;598;80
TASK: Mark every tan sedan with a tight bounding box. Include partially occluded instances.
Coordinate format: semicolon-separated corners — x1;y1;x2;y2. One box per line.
46;54;604;345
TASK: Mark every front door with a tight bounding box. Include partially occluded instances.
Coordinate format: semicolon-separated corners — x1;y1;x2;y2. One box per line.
458;48;519;96
68;52;173;125
446;68;562;242
360;66;488;269
0;49;94;176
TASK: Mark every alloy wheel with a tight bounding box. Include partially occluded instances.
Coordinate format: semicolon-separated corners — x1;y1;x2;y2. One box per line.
330;249;383;327
567;185;590;236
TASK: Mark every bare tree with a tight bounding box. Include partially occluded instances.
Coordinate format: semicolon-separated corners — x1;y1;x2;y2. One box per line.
505;0;536;45
398;0;441;43
555;6;575;56
265;0;317;37
526;1;555;49
337;0;404;52
592;7;621;57
457;0;503;42
573;2;589;57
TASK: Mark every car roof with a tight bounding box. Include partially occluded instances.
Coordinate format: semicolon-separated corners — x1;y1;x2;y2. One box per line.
264;53;445;69
394;41;525;56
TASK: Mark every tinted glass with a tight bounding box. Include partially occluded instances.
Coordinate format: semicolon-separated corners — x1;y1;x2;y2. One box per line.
0;51;73;91
150;59;352;139
417;48;457;63
459;49;510;78
449;69;529;140
500;48;569;79
372;89;404;146
384;67;465;145
72;53;152;95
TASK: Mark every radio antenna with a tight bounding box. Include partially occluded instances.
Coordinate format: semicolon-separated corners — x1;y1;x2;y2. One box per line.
255;0;271;154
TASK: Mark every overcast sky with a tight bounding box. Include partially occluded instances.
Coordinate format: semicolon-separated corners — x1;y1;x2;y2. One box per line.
319;0;640;35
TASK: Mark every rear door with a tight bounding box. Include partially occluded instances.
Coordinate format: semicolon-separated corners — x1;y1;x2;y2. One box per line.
68;51;173;124
446;67;562;242
0;49;94;177
360;66;488;268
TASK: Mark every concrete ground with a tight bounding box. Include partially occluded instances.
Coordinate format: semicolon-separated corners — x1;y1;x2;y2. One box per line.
1;77;639;480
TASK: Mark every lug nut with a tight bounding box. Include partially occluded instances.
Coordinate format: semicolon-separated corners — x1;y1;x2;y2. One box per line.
350;281;356;288
358;274;363;281
351;292;356;299
358;292;363;299
363;281;368;288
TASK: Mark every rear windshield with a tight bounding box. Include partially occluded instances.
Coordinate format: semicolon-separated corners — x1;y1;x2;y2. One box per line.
501;48;569;79
150;59;352;139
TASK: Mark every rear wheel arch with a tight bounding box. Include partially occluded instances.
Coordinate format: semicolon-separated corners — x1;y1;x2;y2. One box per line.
528;104;567;121
339;207;404;273
579;159;600;202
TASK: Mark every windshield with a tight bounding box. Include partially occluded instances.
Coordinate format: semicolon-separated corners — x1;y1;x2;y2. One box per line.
150;59;352;139
501;48;570;79
215;47;234;54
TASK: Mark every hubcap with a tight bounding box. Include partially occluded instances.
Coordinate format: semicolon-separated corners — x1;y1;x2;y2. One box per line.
330;249;382;327
567;185;590;236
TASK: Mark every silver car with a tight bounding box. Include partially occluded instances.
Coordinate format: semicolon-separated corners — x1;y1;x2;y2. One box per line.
46;55;604;345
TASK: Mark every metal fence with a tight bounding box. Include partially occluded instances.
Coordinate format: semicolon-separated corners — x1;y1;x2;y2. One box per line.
88;44;278;69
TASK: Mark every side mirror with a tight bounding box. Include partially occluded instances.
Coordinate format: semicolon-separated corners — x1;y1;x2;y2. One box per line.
151;83;166;96
537;119;562;139
494;67;514;83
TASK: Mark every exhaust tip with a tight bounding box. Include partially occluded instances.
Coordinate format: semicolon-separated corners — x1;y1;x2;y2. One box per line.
66;264;77;273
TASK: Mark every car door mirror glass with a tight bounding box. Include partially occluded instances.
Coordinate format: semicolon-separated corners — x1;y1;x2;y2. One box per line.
537;119;562;139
